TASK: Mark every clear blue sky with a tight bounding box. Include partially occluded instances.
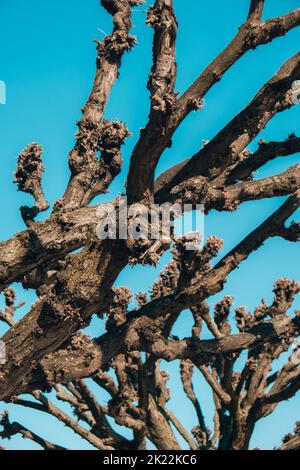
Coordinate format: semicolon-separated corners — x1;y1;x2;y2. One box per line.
0;0;300;450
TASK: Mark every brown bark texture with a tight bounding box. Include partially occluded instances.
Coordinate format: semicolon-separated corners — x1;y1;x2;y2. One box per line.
1;0;300;451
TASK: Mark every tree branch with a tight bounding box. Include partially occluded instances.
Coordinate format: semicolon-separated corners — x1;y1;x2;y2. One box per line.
126;0;178;203
175;9;300;122
128;8;300;204
0;204;102;291
0;288;24;327
225;134;300;185
247;0;264;22
155;53;300;203
162;164;300;212
60;0;140;210
0;410;66;450
14;143;49;226
278;422;300;450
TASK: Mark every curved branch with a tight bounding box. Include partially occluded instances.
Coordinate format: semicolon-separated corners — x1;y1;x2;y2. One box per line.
60;0;139;210
8;193;300;397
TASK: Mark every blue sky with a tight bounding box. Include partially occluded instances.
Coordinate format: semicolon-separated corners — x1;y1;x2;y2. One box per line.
0;0;300;450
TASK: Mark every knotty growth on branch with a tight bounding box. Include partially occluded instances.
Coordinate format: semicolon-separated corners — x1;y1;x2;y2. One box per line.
1;0;300;451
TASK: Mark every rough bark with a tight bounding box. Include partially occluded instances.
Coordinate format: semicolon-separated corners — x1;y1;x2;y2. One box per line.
1;0;300;451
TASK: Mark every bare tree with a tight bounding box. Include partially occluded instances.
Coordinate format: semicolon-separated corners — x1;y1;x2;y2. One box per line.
1;0;300;451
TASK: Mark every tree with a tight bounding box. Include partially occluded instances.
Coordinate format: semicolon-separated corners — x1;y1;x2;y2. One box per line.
0;0;300;451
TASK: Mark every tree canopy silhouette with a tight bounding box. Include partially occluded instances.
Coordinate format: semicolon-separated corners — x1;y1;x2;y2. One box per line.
1;0;300;451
